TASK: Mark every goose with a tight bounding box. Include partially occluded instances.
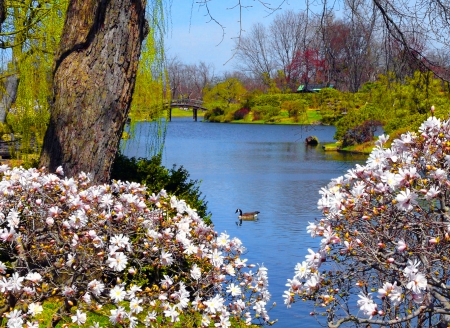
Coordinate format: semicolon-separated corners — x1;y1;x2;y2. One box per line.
235;208;260;221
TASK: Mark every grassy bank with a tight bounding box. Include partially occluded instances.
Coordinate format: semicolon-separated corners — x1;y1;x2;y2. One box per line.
164;107;322;125
230;109;322;125
164;108;206;118
322;140;375;155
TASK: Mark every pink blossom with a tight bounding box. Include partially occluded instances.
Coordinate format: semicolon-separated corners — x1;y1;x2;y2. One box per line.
396;239;407;252
395;188;418;211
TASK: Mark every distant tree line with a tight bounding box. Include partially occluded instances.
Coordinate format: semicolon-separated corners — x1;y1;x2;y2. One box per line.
234;4;450;93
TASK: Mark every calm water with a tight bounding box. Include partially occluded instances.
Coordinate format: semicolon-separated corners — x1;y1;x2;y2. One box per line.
122;117;367;327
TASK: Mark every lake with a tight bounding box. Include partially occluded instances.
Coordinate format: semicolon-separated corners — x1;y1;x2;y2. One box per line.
122;117;367;327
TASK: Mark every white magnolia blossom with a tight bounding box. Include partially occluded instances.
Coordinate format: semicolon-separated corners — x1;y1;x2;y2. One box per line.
0;166;271;327
357;293;377;318
285;117;450;326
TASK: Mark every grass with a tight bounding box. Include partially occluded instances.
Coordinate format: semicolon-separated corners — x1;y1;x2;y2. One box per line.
1;297;262;327
322;141;341;151
306;109;322;123
230;109;323;125
341;141;375;154
322;140;375;154
155;107;322;125
164;108;206;118
4;297;113;327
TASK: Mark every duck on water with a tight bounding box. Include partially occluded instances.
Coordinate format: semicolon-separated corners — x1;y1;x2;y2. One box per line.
235;208;260;221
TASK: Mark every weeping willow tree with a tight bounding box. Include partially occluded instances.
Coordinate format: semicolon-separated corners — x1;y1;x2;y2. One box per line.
125;0;168;158
0;0;68;160
0;0;168;174
38;0;169;183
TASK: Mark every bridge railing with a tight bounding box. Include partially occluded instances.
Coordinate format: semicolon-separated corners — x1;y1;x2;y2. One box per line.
170;98;202;104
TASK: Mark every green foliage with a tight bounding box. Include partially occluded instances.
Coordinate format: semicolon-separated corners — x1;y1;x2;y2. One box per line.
252;105;281;122
203;78;249;123
111;153;211;224
130;15;166;123
262;71;282;94
116;1;167;159
2;0;168;163
29;297;259;328
334;103;384;140
359;71;445;119
199;70;449;144
240;89;262;109
252;94;281;107
282;100;308;122
204;106;224;122
383;112;426;136
203;78;246;108
342;120;382;147
331;71;450;143
204;103;241;123
317;88;342;104
315;88;346;124
4;0;68;160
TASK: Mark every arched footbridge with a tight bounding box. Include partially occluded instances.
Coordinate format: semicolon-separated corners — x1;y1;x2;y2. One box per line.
167;99;207;121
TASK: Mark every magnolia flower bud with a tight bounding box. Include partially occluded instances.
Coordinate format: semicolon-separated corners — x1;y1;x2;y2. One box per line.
46;217;54;226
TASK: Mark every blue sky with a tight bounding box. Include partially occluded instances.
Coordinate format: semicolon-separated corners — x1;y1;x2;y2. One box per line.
164;0;308;74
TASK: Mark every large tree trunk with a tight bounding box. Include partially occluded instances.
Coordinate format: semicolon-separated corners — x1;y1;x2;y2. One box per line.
40;0;148;183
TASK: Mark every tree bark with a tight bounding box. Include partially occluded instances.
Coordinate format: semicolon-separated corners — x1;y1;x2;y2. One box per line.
40;0;148;183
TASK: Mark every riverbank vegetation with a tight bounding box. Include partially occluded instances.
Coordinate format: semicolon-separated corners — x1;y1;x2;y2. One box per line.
201;71;450;150
2;3;450;161
111;153;211;223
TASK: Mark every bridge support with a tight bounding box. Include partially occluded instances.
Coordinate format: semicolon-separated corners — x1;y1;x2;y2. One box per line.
167;99;207;122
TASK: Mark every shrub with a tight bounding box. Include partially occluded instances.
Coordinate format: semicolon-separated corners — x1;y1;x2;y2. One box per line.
252;95;281;107
342;119;382;147
281;100;308;122
252;110;262;121
111;153;211;224
233;108;250;120
383;112;426;136
334;103;384;141
252;105;281;121
206;115;224;123
204;107;224;122
0;166;272;327
285;116;450;327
